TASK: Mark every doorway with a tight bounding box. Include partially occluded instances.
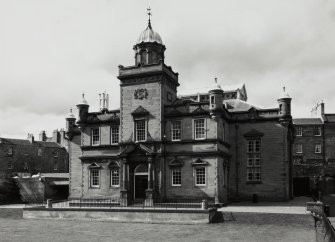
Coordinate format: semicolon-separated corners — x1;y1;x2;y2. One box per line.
134;164;148;199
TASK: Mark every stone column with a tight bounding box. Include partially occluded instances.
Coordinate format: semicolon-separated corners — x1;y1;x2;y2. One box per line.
120;157;129;207
145;156;154;207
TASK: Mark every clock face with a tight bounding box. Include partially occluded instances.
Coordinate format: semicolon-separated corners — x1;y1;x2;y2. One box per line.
134;89;148;100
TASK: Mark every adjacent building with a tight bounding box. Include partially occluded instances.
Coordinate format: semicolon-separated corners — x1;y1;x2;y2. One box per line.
293;103;335;196
66;17;294;205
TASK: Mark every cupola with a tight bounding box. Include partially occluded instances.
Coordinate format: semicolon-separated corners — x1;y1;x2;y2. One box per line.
65;108;76;132
76;93;89;127
209;78;224;114
277;86;292;119
133;8;166;66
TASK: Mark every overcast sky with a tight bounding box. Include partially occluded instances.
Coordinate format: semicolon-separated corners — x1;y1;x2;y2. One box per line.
1;0;335;139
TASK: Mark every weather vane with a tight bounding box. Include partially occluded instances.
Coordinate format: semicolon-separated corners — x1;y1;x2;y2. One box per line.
147;7;152;27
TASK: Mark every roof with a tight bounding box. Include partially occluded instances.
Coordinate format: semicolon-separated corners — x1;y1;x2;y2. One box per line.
178;83;246;96
224;99;261;112
0;138;62;148
293;118;323;125
324;114;335;122
136;22;163;45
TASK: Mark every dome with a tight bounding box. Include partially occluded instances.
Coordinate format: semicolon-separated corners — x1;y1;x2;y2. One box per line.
136;24;163;45
211;78;222;90
279;86;290;99
66;109;75;119
78;93;88;105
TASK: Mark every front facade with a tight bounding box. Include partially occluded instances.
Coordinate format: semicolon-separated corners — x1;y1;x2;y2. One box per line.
66;18;293;205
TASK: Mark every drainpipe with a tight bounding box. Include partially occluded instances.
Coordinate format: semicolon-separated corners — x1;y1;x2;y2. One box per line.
235;124;239;200
322;123;326;198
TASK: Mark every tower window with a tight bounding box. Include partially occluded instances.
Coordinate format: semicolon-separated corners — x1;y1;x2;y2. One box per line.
135;119;146;142
91;128;100;146
90;170;100;188
210;96;215;103
172;168;181;186
246;139;261;183
195;166;206;186
171;120;182;141
110;169;120;187
194;119;206;140
111;126;119;144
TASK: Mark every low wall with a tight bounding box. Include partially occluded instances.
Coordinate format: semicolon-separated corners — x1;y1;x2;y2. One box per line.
23;208;217;224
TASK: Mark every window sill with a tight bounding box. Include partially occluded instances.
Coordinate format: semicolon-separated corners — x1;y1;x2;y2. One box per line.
110;185;120;188
89;187;100;189
195;184;206;187
171;184;181;187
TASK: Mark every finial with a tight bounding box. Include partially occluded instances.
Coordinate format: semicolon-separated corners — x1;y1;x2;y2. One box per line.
215;77;218;84
70;108;72;113
82;92;85;99
147;7;152;28
283;86;286;93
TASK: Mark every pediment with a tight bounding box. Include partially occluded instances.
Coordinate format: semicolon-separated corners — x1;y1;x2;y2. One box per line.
168;157;184;167
131;106;149;116
88;162;101;169
191;158;209;166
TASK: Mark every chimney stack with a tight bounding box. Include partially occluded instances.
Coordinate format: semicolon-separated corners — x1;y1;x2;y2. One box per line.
52;129;59;143
27;133;34;143
99;91;109;110
39;130;47;141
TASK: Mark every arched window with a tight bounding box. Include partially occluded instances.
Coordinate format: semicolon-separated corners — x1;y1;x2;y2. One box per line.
108;161;120;187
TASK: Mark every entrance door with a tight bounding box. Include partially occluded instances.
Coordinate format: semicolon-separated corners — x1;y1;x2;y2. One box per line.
134;164;148;200
134;175;148;199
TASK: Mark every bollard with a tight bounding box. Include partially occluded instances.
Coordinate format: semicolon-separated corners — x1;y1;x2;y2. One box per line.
47;199;53;208
201;199;208;210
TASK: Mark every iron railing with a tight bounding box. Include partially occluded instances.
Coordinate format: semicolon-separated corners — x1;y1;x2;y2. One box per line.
25;197;217;210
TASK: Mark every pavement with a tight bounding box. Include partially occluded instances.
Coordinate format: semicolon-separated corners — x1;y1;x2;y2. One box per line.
219;196;312;214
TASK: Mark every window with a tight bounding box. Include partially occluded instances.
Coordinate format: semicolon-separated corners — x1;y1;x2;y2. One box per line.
7;147;13;156
171;120;182;141
53;160;58;171
53;150;58;158
315;144;322;154
38;148;42;156
246;139;261;183
110;169;120;187
195;166;206;186
7;162;12;170
90;170;100;188
24;162;28;170
210;95;215;103
172;168;181;186
91;128;100;146
313;126;321;136
111;126;119;144
135;119;146;142
296;144;303;153
296;126;302;136
194;119;206;140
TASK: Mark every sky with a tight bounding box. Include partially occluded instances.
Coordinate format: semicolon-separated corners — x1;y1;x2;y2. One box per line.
1;0;335;139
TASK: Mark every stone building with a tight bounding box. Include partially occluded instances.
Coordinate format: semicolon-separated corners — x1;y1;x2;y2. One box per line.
0;131;68;178
293;103;335;196
66;17;294;205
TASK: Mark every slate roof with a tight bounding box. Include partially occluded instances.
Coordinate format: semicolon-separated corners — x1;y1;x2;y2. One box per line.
293;118;323;125
0;138;62;148
224;99;261;112
324;114;335;122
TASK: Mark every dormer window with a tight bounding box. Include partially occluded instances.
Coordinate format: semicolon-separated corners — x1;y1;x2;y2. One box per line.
7;147;13;156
